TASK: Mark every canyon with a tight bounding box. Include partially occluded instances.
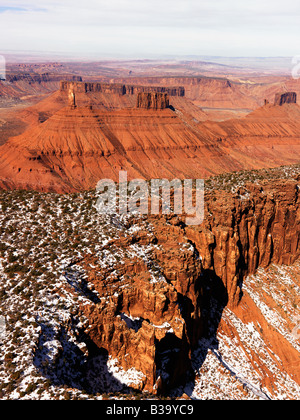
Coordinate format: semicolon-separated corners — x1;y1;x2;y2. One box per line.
0;63;299;400
78;174;300;394
0;166;299;399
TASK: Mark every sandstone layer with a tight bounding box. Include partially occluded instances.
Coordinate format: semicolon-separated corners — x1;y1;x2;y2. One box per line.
0;90;300;192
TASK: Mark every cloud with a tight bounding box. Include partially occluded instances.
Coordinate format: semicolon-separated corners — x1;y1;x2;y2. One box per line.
3;0;300;27
2;0;300;29
0;0;300;57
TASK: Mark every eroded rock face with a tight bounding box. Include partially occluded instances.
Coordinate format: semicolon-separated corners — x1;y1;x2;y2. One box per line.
80;227;201;394
185;180;300;307
60;81;127;95
60;81;185;97
274;92;297;106
78;178;300;395
136;92;170;110
7;73;82;84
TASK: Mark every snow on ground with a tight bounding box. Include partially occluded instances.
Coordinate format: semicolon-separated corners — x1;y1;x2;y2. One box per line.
107;357;146;388
179;262;300;400
0;185;299;400
0;189;173;400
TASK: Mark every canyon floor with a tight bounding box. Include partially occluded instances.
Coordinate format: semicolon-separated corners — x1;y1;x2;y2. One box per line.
0;59;299;400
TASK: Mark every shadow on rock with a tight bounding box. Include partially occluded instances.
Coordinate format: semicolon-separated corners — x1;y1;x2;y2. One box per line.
33;322;137;396
172;269;228;397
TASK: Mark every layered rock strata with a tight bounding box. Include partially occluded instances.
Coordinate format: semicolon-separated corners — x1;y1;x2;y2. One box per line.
1;99;300;193
136;92;170;109
59;81;185;97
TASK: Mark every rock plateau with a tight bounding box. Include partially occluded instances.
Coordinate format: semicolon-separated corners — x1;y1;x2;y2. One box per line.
0;85;299;192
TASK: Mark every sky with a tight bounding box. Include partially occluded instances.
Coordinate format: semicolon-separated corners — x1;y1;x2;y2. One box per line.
0;0;300;58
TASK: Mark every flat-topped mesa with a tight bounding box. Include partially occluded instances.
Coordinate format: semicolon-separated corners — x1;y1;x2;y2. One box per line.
7;73;82;84
126;85;185;97
59;81;185;97
136;92;170;110
274;92;297;106
60;81;126;95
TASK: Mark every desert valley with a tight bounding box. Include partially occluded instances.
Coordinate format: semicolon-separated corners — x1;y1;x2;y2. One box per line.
0;57;299;401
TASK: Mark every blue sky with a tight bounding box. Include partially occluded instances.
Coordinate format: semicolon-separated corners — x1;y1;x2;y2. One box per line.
0;0;300;58
0;6;26;11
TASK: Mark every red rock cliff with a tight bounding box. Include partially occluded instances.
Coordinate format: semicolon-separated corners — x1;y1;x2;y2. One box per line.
78;177;300;394
136;92;170;110
185;180;300;307
274;92;297;106
59;81;185;97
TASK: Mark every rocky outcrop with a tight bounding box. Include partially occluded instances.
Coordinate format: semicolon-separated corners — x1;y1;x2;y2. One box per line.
60;81;126;95
274;92;297;106
6;73;82;84
77;177;300;395
60;81;185;97
136;92;170;110
68;87;76;108
126;85;184;97
185;180;300;307
78;225;201;393
112;76;257;110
